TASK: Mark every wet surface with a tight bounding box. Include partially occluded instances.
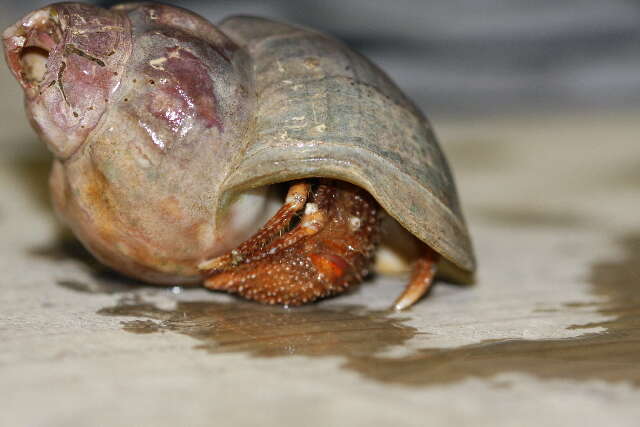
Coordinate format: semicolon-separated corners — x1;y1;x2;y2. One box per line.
99;301;417;357
95;234;640;387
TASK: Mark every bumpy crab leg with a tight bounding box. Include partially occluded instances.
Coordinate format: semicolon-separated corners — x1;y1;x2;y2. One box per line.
199;180;377;305
199;180;439;309
198;182;311;272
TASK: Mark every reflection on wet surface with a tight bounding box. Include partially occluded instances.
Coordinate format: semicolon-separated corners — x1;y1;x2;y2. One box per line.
100;302;417;357
92;235;640;387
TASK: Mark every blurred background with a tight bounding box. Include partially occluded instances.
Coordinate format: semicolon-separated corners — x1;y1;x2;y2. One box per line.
2;0;640;119
1;3;639;425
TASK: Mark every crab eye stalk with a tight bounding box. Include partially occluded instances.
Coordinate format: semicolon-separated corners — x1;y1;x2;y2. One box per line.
2;3;131;159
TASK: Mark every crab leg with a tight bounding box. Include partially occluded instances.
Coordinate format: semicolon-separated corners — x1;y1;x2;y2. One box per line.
393;247;439;311
201;179;438;310
239;201;328;265
198;182;311;272
202;181;379;305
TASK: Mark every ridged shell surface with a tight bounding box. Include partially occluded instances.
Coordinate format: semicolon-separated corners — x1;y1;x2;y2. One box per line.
220;17;476;275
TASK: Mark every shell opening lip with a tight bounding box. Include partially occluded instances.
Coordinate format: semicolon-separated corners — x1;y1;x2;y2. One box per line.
3;8;61;91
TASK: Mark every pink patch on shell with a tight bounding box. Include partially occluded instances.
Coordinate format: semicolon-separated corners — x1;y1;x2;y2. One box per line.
148;47;221;134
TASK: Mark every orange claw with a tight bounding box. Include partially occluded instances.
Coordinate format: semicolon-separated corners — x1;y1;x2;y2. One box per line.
198;181;311;272
393;247;439;311
202;179;439;310
202;180;379;305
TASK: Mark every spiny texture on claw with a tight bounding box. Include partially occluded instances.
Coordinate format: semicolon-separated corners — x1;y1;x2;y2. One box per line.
203;181;379;305
198;182;311;273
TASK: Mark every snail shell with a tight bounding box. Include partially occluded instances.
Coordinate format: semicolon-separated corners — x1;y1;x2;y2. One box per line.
3;3;475;286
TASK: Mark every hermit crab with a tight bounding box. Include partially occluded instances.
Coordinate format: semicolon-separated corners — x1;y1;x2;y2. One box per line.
3;2;475;309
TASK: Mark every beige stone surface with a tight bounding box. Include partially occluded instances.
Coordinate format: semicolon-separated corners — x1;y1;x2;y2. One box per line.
1;55;639;426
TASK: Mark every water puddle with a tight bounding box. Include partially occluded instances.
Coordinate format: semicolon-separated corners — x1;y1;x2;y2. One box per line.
83;235;640;387
99;301;416;358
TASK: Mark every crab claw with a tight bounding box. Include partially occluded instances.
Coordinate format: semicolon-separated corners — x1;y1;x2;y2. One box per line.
393;248;439;311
